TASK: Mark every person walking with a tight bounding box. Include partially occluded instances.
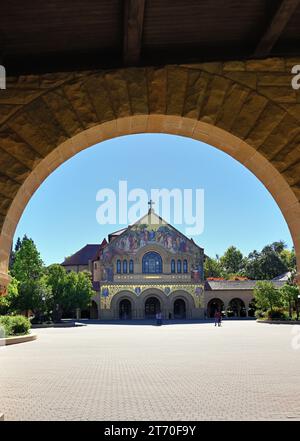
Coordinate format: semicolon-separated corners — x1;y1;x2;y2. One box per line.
214;310;222;327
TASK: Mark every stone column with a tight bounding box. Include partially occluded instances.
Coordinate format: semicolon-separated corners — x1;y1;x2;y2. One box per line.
223;301;229;317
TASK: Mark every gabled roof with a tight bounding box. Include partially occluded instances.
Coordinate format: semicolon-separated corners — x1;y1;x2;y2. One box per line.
106;209;204;252
108;228;128;243
205;279;285;291
62;244;100;266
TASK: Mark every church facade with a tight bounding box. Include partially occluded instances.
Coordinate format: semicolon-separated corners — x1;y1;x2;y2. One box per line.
62;208;284;320
92;208;205;320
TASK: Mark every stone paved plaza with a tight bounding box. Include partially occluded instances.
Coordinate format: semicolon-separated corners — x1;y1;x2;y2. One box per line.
1;321;300;421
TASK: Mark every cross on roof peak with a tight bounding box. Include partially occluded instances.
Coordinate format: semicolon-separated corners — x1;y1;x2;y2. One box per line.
148;199;155;212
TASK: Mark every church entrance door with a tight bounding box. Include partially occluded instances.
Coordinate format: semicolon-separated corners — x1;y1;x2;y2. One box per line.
145;297;161;319
119;299;132;320
174;299;186;319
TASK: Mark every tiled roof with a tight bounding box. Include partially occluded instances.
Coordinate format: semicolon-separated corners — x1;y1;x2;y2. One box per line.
205;279;285;291
62;244;100;266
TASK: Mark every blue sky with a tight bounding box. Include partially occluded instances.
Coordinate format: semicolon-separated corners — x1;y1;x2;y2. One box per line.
14;134;293;265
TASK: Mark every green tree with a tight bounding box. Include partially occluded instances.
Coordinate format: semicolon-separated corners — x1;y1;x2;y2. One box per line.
204;256;222;278
245;243;288;280
280;248;296;273
279;283;300;319
0;276;19;315
45;264;67;321
9;236;22;271
16;276;51;320
220;246;244;275
63;271;93;314
12;236;44;282
244;250;262;279
259;250;287;279
11;236;45;317
62;271;78;315
254;281;282;312
268;240;286;254
74;271;94;310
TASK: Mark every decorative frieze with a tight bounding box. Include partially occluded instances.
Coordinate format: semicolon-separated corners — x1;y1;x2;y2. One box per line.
100;283;204;309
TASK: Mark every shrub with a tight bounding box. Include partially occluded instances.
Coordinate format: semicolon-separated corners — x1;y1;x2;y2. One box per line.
255;309;265;319
0;315;31;336
266;307;288;321
0;316;13;336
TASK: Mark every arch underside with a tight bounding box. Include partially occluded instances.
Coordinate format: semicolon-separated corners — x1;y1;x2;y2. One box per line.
0;59;300;287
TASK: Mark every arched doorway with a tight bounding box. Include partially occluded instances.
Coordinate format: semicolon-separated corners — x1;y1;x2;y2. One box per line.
145;297;161;319
119;299;132;320
174;299;186;319
207;298;224;318
90;300;98;319
228;298;246;317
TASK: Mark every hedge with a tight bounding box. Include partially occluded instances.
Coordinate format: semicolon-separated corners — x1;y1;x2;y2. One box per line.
0;315;31;337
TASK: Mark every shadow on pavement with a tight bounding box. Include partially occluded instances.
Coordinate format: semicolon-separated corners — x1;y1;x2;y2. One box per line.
70;318;256;326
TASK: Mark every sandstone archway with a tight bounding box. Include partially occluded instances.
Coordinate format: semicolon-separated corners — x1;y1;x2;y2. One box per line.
0;60;300;292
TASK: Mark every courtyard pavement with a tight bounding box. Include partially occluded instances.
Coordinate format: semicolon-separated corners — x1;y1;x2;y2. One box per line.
1;320;300;421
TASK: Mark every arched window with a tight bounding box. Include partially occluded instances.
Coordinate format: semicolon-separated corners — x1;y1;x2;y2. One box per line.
123;259;128;273
177;259;182;273
142;252;163;274
129;259;134;274
171;259;175;273
183;259;188;273
117;260;121;274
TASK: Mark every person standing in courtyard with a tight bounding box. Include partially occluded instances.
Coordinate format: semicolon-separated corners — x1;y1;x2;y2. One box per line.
156;311;162;326
214;310;222;327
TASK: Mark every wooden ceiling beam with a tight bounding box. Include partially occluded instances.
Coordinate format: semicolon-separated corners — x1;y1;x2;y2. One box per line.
254;0;300;58
123;0;146;66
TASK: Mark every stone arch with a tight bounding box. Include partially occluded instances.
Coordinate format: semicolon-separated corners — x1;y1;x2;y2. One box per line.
135;243;171;263
138;288;167;319
228;298;246;317
169;290;196;319
207;298;225;318
109;291;138;319
0;62;300;291
138;288;166;303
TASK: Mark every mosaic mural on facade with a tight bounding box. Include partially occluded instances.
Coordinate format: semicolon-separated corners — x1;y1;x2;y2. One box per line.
98;223;204;282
